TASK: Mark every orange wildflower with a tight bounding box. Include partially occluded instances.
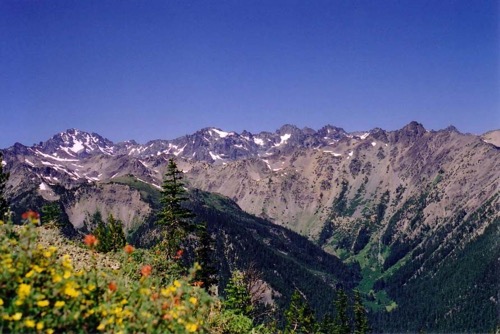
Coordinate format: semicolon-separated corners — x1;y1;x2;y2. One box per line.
192;281;204;287
151;292;159;301
83;234;98;248
108;281;117;292
124;244;134;254
140;265;152;277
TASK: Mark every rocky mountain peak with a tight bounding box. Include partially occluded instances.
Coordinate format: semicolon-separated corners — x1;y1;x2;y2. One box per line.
36;129;115;158
392;121;426;143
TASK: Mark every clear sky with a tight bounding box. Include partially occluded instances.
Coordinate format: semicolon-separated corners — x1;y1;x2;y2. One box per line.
1;0;498;148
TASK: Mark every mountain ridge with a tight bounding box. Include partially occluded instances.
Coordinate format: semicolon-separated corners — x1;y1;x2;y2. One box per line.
1;121;499;332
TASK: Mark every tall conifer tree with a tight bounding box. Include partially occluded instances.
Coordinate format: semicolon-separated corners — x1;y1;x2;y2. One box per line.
158;158;194;256
334;289;351;334
285;289;317;333
353;290;369;334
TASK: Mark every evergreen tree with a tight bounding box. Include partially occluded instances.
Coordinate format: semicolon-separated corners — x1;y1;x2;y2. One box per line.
284;289;317;333
92;212;110;253
42;202;62;226
158;158;195;256
353;290;369;334
0;152;10;220
108;214;126;250
91;212;126;253
320;313;336;334
224;270;253;317
334;289;351;334
194;224;218;289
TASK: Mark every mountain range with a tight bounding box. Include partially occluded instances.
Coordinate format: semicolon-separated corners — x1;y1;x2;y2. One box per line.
1;121;499;332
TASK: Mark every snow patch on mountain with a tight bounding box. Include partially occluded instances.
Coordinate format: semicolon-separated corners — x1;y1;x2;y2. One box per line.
70;139;85;153
173;144;186;156
275;134;291;146
24;159;35;167
35;150;79;162
209;152;224;161
360;133;370;140
254;138;265;146
323;150;342;157
212;128;231;138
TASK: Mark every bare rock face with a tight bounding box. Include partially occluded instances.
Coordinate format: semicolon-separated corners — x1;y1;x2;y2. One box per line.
64;183;152;230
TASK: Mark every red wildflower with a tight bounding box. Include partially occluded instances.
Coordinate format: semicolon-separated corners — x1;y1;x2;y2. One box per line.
22;210;40;224
108;281;117;292
83;234;98;248
124;244;134;254
140;265;152;277
174;249;184;260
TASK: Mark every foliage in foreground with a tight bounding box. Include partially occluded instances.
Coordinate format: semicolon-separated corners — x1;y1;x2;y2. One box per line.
0;215;212;333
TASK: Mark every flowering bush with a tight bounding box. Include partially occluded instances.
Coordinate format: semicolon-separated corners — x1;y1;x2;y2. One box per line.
0;214;213;333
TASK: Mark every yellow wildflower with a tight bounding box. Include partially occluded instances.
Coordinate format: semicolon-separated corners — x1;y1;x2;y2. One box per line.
33;265;44;273
18;283;31;299
63;282;80;298
37;300;50;307
185;323;198;332
61;254;72;269
43;251;53;258
25;319;35;327
120;299;128;305
189;297;198;305
161;287;172;297
0;298;3;306
12;312;22;321
173;280;181;288
36;322;44;330
25;270;35;278
63;270;72;279
52;274;62;283
47;329;55;334
140;288;151;296
97;323;105;331
15;299;23;306
54;301;65;308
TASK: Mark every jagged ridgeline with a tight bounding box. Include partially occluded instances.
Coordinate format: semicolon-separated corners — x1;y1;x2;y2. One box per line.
2;122;499;332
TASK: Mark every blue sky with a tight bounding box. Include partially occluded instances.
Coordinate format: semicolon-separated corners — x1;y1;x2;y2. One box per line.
1;0;498;148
